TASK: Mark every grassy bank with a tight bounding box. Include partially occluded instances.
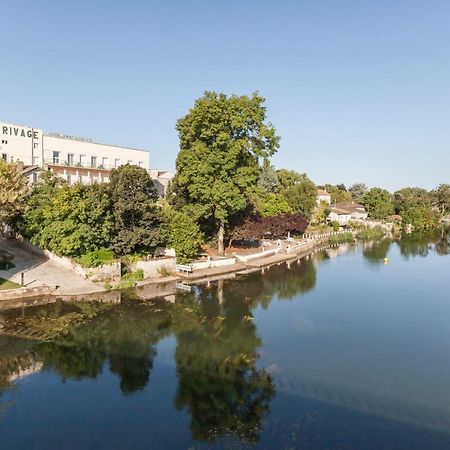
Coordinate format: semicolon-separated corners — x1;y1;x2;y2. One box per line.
0;278;20;291
356;226;386;241
328;233;354;245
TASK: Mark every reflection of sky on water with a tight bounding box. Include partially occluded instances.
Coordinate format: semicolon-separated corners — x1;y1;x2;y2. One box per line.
255;240;450;417
0;230;449;448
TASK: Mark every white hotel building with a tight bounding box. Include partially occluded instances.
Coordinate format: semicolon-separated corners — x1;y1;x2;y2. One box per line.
0;120;150;185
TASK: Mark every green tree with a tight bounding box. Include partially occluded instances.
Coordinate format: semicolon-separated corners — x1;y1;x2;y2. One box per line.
323;184;352;203
314;201;331;225
257;159;279;193
363;188;394;219
256;193;292;217
171;91;280;254
166;208;203;264
0;160;30;227
282;175;317;219
276;169;304;190
394;187;439;229
17;171;65;239
431;184;450;215
110;164;165;255
30;183;113;257
348;183;368;203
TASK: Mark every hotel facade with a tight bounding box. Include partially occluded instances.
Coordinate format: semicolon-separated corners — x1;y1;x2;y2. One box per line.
0;120;150;185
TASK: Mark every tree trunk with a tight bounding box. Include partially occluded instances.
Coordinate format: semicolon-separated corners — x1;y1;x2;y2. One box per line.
218;220;225;256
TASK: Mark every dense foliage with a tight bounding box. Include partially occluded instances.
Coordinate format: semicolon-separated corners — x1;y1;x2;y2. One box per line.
23;183;112;257
166;209;203;264
171;91;280;254
323;184;352;203
110;165;165;255
0;160;30;227
230;213;308;243
363;187;395;219
282;175;317;219
394;187;440;229
348;183;368;203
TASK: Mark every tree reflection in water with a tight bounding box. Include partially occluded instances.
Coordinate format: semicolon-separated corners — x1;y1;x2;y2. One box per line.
363;239;392;264
172;281;275;444
397;227;450;258
36;298;172;394
0;253;319;443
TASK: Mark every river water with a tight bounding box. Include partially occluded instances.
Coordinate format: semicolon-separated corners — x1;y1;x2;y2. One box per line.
0;230;449;449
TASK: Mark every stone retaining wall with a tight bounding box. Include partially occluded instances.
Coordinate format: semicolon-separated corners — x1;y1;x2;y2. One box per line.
0;285;56;302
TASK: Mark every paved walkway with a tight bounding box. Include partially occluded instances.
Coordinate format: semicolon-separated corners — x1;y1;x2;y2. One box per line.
0;239;102;295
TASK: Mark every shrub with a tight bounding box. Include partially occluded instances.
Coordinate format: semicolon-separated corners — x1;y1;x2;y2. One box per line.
330;221;340;231
157;264;174;277
116;269;144;289
328;233;354;244
77;249;115;268
356;226;386;241
168;210;203;264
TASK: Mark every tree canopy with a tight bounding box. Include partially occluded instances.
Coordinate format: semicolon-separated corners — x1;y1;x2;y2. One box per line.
363;187;395;219
348;183;368;203
0;160;29;227
110;164;165;255
394;187;440;229
230;213;308;243
282;175;317;220
171;91;280;254
23;182;112;257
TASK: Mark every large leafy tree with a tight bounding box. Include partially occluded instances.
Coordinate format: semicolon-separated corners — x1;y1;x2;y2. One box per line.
0;160;30;228
171;91;280;254
26;183;112;257
110;164;165;255
363;187;395;219
281;173;317;220
18;171;65;239
394;187;440;229
256;193;292;217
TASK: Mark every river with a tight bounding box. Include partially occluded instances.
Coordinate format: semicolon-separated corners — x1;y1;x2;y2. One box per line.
0;229;449;449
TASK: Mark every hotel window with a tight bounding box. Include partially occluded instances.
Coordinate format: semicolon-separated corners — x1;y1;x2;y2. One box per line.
68;153;74;166
1;153;7;161
52;151;60;164
79;155;87;167
78;175;82;184
32;156;40;165
114;158;121;168
102;157;108;168
91;156;97;168
138;161;143;167
67;174;72;185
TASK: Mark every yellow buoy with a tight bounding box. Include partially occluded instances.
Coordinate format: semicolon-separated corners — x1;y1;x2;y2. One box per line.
384;257;389;264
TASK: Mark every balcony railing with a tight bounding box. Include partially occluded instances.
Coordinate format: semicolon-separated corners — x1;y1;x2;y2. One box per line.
44;159;127;170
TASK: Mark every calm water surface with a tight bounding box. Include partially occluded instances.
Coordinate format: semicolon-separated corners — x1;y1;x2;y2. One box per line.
0;230;449;449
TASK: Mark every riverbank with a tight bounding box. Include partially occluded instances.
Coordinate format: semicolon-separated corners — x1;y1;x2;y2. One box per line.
0;236;336;304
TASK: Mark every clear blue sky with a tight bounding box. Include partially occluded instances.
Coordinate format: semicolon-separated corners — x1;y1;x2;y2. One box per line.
2;0;449;191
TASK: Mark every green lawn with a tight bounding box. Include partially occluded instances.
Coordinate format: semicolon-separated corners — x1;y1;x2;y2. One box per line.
0;278;20;291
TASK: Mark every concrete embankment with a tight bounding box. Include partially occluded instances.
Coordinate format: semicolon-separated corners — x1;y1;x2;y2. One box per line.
1;235;336;303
